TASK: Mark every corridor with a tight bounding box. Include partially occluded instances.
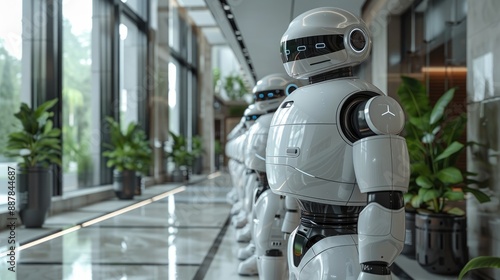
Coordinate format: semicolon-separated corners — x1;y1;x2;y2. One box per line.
0;172;462;279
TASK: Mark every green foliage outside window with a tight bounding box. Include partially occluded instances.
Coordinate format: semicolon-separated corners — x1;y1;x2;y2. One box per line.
0;42;22;158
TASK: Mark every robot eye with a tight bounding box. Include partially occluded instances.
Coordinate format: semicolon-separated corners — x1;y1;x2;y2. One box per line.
349;29;366;52
268;92;274;98
315;43;326;49
259;93;264;99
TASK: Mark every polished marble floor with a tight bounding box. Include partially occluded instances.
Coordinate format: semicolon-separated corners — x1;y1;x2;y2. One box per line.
0;172;477;279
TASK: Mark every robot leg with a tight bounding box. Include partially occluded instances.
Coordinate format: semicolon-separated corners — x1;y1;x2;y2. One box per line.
238;254;259;276
253;189;288;280
233;172;258;228
259;254;287;280
236;223;252;243
237;242;256;260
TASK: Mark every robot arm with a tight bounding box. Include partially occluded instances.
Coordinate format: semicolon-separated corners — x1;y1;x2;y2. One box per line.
349;95;410;279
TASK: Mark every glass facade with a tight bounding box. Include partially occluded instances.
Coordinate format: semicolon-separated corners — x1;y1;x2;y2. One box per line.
0;0;160;205
0;0;22;204
119;15;146;132
62;0;95;191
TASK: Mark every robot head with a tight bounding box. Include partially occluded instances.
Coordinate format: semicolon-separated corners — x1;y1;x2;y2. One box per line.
280;7;371;79
252;73;301;112
243;104;265;129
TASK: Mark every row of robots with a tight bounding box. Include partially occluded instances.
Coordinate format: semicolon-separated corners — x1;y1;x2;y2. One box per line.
225;7;410;280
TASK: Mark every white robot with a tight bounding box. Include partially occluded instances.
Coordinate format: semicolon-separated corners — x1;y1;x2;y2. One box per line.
227;105;264;218
225;117;246;208
266;7;410;280
238;73;302;278
232;105;266;229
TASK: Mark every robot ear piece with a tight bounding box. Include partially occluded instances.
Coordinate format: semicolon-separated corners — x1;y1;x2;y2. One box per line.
348;28;368;53
286;84;298;95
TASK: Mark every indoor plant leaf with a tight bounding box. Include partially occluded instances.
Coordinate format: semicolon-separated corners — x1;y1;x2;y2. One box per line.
5;99;62;168
416;175;433;189
434;141;464;162
421;188;439;203
463;186;491;204
397;76;430;118
458;256;500;280
430;88;455;125
444;190;464;201
436;167;463;184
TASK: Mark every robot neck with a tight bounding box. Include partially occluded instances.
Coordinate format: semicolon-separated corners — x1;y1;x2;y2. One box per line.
308;66;353;84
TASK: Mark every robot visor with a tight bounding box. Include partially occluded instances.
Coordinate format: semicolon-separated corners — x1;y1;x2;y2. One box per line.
280;34;345;63
253;89;287;103
245;114;262;121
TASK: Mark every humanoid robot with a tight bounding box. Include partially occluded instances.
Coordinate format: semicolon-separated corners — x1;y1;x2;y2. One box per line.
225;116;245;204
232;105;266;229
227;105;264;218
266;7;410;280
238;73;302;278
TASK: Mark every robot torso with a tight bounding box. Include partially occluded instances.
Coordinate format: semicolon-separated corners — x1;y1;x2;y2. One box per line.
266;77;384;206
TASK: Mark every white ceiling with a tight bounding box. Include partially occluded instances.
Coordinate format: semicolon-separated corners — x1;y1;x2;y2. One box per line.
180;0;367;85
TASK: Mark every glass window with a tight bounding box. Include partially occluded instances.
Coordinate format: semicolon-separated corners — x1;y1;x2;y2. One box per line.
169;7;180;52
168;59;180;135
62;0;95;191
121;0;147;19
0;0;23;204
119;15;146;131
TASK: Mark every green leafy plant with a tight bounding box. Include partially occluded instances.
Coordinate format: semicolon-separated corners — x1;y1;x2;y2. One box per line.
215;72;249;101
191;135;204;159
214;139;223;155
167;131;193;169
103;117;151;173
458;256;500;279
5;98;62;168
397;76;490;214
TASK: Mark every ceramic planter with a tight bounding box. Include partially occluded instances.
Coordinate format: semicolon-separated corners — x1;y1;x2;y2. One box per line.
415;211;468;275
113;169;137;199
16;166;53;228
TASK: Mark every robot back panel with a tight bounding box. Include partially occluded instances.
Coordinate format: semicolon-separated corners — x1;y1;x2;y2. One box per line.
266;78;385;205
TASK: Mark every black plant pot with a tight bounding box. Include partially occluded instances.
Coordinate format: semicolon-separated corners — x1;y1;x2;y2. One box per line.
113;169;137;199
415;212;468;275
401;209;416;258
16;166;53;228
171;168;185;182
135;175;142;196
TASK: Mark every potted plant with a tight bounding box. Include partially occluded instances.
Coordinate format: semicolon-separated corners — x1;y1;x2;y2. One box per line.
167;131;192;182
191;135;204;174
397;76;491;274
103;117;150;199
5;98;62;228
132;127;152;195
214;139;223;170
